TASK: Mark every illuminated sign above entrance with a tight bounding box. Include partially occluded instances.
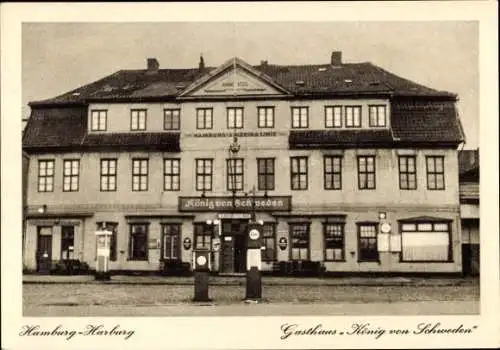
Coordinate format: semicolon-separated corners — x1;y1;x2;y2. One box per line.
178;196;292;212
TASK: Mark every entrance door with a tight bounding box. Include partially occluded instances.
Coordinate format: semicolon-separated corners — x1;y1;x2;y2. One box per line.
36;227;53;274
220;219;248;273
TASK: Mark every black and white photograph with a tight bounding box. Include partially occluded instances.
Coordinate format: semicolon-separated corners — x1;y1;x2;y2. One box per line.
1;2;499;350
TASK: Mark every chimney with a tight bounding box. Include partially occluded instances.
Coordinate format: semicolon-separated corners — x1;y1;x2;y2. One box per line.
147;58;159;72
331;51;342;66
199;55;205;72
260;60;268;68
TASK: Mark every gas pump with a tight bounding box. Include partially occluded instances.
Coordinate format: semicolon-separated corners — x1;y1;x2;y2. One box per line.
95;228;113;281
192;248;211;302
245;221;263;301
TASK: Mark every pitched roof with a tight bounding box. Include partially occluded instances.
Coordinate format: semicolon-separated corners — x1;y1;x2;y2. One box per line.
30;57;456;106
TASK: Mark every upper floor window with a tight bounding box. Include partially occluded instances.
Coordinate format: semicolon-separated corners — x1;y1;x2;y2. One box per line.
369;105;387;127
290;156;308;190
257;158;275;191
325;106;342;128
132;158;148;191
324;156;342;190
196;108;213;130
258;107;275;128
100;159;117;192
129;223;148;261
38;159;54;192
399;156;417;190
357;156;376;190
345;106;362;128
227;158;244;191
63;159;80;192
227;107;244;129
164;158;180;191
90;110;107;131
164;109;180;130
196;159;213;191
426;156;445;190
130;109;147;131
291;107;309;129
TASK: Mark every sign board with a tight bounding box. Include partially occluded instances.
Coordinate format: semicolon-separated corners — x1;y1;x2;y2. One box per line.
183;237;192;250
278;237;288;250
377;233;390;252
179;196;291;212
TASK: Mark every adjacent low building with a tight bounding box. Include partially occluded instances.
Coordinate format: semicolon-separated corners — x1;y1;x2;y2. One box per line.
22;51;466;275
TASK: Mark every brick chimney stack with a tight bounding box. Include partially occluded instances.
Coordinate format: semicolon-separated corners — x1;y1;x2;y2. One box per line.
147;58;159;72
199;55;205;72
331;51;342;66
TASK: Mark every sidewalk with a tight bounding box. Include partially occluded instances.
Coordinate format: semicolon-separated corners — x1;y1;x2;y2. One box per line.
22;274;478;287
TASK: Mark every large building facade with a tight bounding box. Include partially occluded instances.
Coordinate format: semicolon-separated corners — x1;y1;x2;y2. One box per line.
22;52;466;275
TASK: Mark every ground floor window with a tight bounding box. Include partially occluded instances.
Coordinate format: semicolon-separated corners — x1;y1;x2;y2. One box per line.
400;222;451;261
358;223;379;262
324;223;344;261
96;222;118;261
262;223;276;261
61;226;75;260
162;224;181;260
194;223;212;249
289;223;310;260
129;223;149;260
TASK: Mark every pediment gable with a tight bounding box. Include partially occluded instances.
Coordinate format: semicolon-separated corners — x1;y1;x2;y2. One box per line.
180;57;290;98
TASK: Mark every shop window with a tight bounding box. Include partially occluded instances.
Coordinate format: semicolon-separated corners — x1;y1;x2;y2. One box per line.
162;224;181;260
358;223;379;262
194;223;212;249
290;223;310;260
400;221;451;262
324;223;344;261
262;223;276;261
38;159;55;192
61;226;75;260
129;223;148;260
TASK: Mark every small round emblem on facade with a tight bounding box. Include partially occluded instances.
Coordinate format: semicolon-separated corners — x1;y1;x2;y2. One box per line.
380;222;392;233
196;255;207;266
249;229;260;240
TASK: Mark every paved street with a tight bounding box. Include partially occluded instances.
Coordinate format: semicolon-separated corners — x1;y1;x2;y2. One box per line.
23;278;479;316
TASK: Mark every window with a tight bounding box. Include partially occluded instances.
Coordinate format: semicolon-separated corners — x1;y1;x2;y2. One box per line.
290;157;308;190
258;107;274;128
325;106;342;128
164;109;180;130
90;110;107;131
162;224;181;260
100;159;117;192
132;159;148;191
96;222;117;261
358;223;379;262
324;223;345;261
61;226;75;260
399;156;417;190
227;158;244;191
130;109;147;131
369;105;387;127
324;156;342;190
257;158;275;191
164;158;180;191
129;223;148;260
194;223;212;249
345;106;362;127
290;223;310;260
400;222;451;262
196;159;213;191
426;156;445;190
262;223;276;261
196;108;213;129
38;160;54;192
227;107;244;129
63;159;80;192
357;156;376;189
291;107;309;128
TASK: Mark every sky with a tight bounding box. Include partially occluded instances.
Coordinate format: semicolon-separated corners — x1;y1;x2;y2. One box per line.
22;21;479;149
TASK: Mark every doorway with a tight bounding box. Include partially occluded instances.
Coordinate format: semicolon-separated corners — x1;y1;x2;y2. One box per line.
36;227;53;274
220;219;248;273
